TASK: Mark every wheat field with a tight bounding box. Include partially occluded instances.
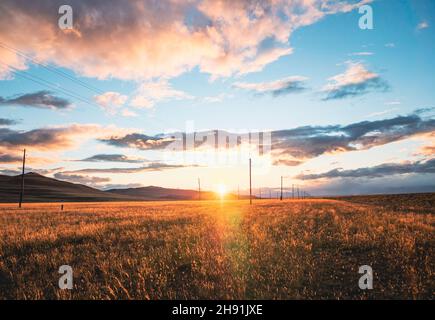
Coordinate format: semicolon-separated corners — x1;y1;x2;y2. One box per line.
0;197;434;300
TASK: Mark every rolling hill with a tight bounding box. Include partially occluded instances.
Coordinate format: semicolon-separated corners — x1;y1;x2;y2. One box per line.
0;172;231;203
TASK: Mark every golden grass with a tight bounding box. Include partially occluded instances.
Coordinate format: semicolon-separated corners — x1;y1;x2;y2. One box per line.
0;198;433;300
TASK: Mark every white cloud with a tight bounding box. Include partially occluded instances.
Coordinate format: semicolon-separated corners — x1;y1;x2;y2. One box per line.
349;52;374;56
417;21;429;30
234;76;308;96
94;92;128;115
322;62;389;100
131;79;193;109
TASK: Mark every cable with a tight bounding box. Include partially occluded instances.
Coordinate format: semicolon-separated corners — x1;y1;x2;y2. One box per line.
0;60;101;109
0;41;105;95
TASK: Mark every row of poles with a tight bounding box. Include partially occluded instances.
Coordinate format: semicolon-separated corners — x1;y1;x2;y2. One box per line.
196;158;311;204
18;151;310;207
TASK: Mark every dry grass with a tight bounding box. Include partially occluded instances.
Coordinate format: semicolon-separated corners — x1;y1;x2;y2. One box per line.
0;198;434;300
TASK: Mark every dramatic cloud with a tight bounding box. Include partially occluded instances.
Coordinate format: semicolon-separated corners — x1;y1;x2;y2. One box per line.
0;153;22;163
0;118;18;126
0;91;71;109
233;76;308;96
59;162;190;174
100;110;435;165
0;0;370;80
100;133;177;151
322;62;389;100
296;158;435;180
54;172;110;187
76;154;147;164
0;124;103;150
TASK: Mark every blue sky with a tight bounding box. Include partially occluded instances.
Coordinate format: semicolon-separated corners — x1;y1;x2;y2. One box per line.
0;0;434;195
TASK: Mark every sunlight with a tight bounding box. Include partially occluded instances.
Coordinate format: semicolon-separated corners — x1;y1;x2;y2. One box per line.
216;183;227;199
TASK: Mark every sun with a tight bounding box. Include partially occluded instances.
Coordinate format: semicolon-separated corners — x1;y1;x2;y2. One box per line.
216;183;227;198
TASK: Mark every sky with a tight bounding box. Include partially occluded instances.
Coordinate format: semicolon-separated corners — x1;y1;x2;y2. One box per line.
0;0;434;196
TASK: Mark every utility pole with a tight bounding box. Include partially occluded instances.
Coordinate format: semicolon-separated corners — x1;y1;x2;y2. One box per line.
280;176;283;201
297;186;300;199
18;149;26;208
292;184;295;199
198;178;201;200
249;158;252;205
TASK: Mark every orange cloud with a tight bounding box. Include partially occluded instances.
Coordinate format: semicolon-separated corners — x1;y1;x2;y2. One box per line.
0;0;370;81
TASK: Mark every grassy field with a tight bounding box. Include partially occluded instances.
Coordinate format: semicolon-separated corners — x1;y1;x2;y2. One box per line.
0;196;434;300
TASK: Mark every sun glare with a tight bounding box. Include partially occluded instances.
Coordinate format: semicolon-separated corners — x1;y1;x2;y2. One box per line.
216;184;227;198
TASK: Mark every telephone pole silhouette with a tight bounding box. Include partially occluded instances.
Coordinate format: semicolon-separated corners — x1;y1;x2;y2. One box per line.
249;158;252;205
18;149;26;208
280;176;283;201
197;178;201;200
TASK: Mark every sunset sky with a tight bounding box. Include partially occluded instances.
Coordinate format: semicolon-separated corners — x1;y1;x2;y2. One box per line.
0;0;434;195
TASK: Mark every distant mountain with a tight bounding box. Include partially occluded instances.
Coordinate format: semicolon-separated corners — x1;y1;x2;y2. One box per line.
0;173;136;203
0;173;234;203
106;185;222;200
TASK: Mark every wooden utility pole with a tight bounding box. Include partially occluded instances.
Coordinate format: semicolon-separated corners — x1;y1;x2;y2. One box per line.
18;149;26;208
280;176;283;201
297;186;300;199
292;184;295;199
249;158;252;205
198;178;201;200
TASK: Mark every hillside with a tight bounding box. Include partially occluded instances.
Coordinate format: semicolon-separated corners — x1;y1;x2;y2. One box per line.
0;173;230;203
0;173;136;203
106;185;222;200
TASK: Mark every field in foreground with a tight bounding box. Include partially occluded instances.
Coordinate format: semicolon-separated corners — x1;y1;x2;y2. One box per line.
0;196;434;299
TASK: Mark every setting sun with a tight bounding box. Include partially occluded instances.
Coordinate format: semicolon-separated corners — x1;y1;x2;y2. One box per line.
216;183;227;198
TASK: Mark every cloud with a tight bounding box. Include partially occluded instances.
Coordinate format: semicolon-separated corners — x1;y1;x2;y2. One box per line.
0;124;104;150
0;118;18;126
100;133;177;150
102;183;144;190
76;154;147;163
322;62;389;100
296;158;435;180
202;93;233;104
94;92;128;115
120;109;138;117
0;166;64;176
366;108;398;118
272;111;435;161
273;159;304;166
99;109;435;165
130;80;193;109
0;153;22;163
0;0;370;80
349;52;374;56
385;43;395;48
0;91;71;109
417;21;429;30
53;172;110;187
59;162;191;174
233;76;308;96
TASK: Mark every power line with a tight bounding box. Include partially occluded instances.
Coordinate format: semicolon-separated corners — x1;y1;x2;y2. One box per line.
0;60;103;109
0;41;105;95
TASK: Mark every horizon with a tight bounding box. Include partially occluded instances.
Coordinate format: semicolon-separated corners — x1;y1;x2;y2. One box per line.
0;0;434;197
